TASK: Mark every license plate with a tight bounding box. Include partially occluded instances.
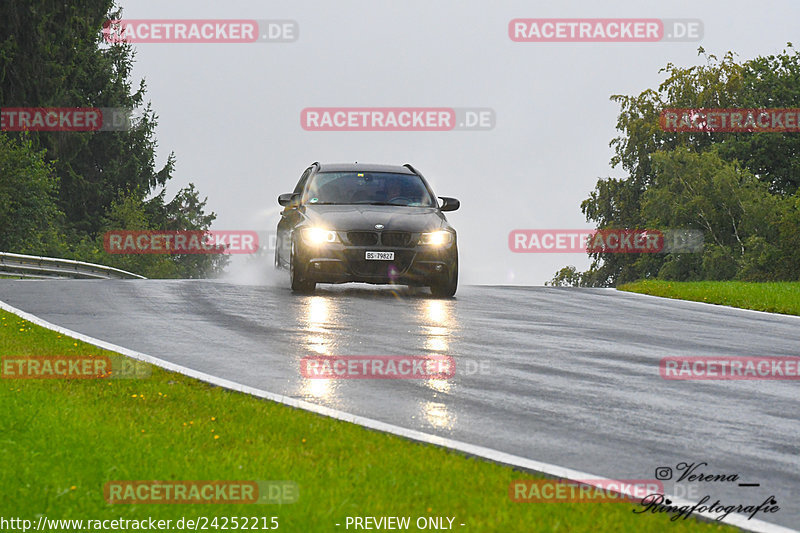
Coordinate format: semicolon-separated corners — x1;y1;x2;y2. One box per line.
365;251;394;261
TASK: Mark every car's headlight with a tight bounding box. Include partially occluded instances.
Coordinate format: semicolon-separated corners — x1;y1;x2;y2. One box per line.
418;230;453;246
302;227;339;245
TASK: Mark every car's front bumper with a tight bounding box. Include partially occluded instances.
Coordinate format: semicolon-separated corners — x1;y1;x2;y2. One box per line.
294;242;456;286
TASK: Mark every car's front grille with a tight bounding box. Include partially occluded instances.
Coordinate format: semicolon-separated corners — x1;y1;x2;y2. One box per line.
381;231;414;248
347;231;379;246
350;261;401;277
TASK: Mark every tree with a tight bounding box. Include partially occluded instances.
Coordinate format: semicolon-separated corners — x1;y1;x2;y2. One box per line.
0;133;64;255
0;1;173;234
0;1;221;278
643;148;781;280
567;46;800;285
546;266;586;287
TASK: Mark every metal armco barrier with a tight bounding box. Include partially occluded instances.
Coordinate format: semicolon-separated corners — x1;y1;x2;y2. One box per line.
0;252;146;280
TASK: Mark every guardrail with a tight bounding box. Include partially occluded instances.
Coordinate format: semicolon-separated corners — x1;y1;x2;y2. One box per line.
0;252;146;280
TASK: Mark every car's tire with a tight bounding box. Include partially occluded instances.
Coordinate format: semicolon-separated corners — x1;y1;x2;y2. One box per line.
290;240;316;293
430;258;458;298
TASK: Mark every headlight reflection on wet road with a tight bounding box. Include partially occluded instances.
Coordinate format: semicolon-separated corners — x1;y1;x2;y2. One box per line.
295;291;460;421
299;295;338;403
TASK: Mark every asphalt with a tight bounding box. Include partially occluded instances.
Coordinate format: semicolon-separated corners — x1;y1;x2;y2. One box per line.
1;280;798;529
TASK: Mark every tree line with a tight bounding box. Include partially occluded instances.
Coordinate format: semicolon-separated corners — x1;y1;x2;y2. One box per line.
0;0;226;278
551;46;800;286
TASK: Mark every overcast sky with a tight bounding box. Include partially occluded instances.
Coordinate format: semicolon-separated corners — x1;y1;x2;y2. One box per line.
120;0;799;285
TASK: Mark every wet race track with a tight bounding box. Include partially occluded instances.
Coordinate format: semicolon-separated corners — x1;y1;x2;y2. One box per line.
1;280;798;530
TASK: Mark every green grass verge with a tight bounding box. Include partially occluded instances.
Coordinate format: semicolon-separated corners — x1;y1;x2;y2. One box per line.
0;308;736;532
618;280;800;316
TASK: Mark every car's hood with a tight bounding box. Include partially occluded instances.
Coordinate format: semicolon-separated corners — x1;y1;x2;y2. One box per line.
300;204;451;232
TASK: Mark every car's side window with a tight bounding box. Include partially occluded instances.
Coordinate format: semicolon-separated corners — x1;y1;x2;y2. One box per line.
293;168;312;194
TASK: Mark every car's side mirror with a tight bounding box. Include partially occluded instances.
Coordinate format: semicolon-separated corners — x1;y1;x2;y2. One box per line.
278;193;300;207
439;197;460;212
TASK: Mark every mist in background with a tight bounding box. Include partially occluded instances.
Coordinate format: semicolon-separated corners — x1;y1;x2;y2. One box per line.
121;0;799;285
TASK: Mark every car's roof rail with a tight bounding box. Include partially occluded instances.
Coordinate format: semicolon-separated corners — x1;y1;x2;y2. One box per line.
311;161;320;169
403;163;422;176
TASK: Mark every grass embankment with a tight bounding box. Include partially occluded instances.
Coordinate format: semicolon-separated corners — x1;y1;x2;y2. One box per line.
618;280;800;316
0;308;735;532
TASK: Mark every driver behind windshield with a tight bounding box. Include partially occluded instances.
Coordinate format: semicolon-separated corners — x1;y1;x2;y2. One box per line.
384;177;407;203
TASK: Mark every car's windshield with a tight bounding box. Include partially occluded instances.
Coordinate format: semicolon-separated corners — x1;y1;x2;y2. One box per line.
302;172;436;207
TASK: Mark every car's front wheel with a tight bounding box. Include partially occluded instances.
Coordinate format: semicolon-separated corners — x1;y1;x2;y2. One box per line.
430;258;458;298
290;240;316;293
